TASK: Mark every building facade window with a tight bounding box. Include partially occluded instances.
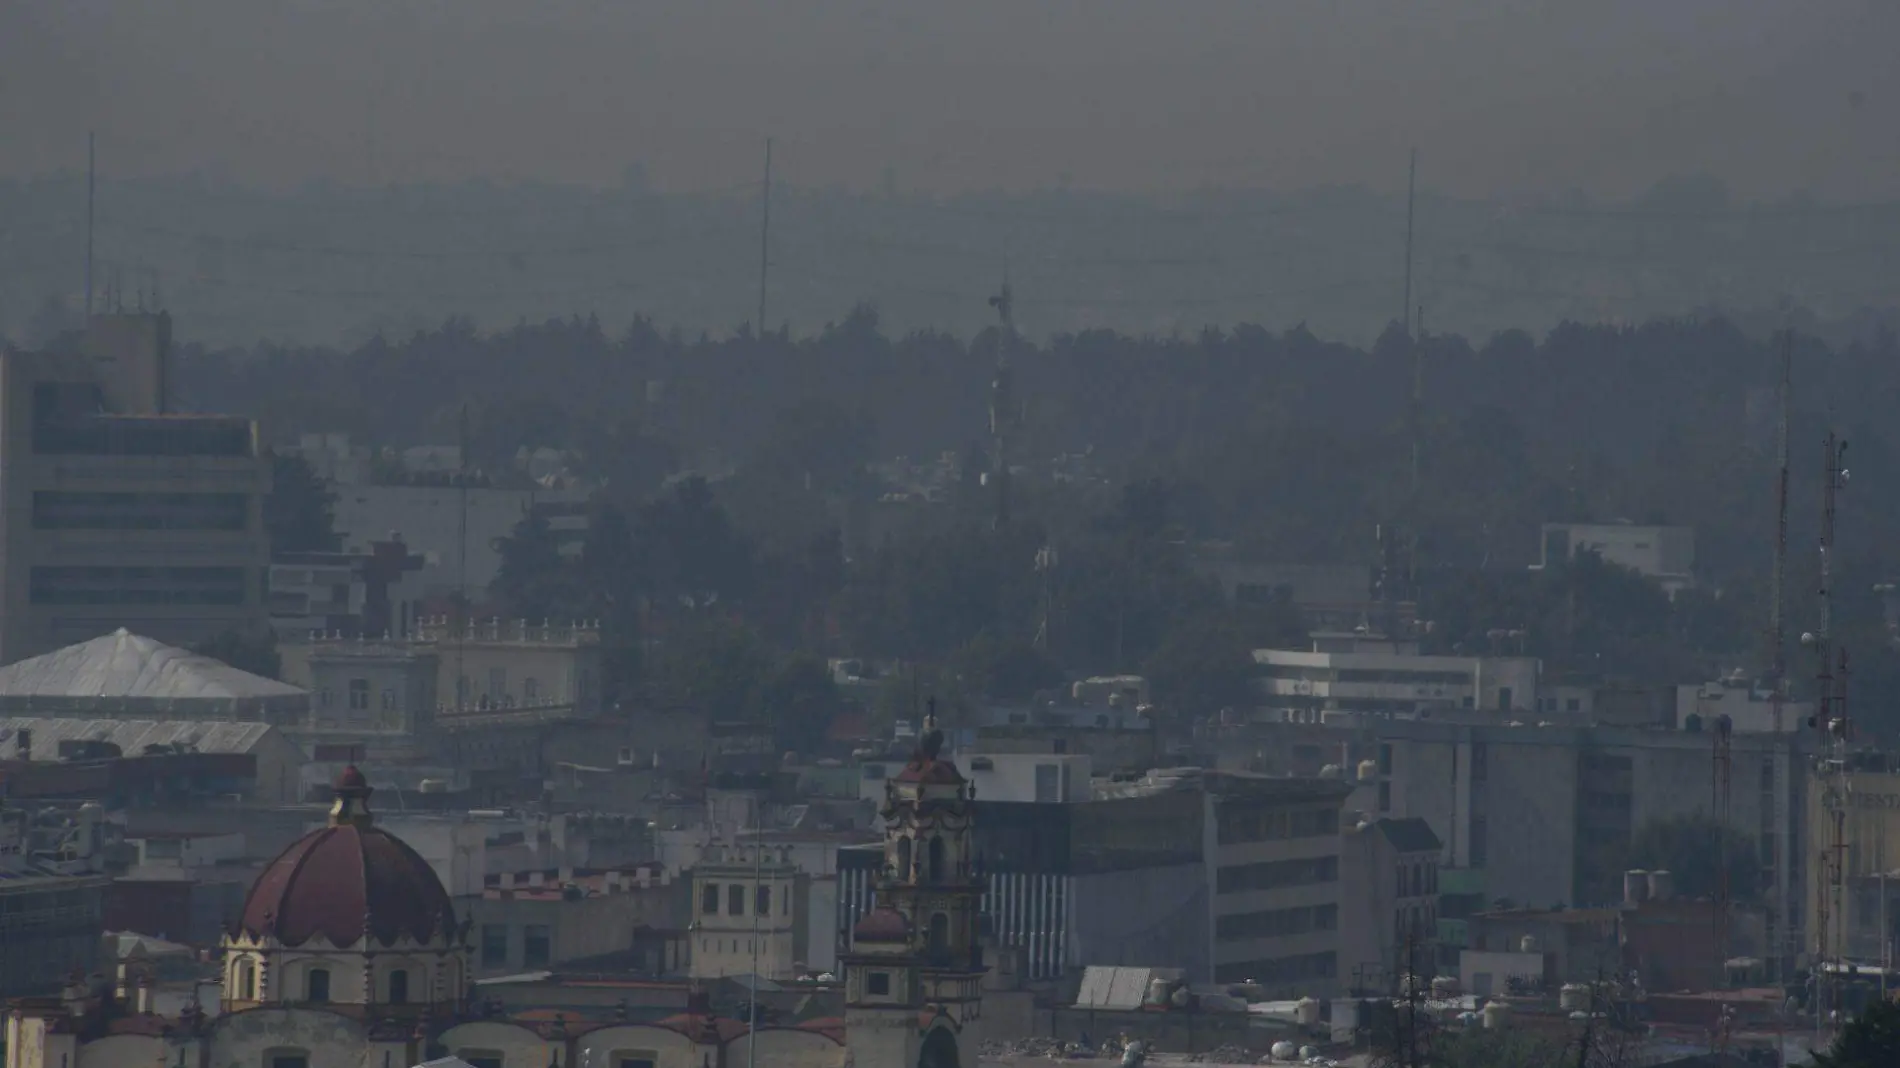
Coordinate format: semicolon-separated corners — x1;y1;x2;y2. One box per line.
387;969;409;1004
348;678;370;710
867;972;891;996
701;884;719;914
305;968;330;1003
756;885;771;916
729;884;746;916
481;924;509;967
523;924;552;968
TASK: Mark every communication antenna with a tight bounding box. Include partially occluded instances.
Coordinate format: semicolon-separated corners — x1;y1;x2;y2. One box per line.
1810;429;1850;1042
1401;148;1416;338
455;402;470;707
757;138;773;336
85;132;96;318
987;276;1017;530
1767;330;1792;974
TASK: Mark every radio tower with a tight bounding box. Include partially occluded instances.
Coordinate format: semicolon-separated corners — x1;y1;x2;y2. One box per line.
987;278;1019;531
1809;430;1850;1040
1766;332;1793;976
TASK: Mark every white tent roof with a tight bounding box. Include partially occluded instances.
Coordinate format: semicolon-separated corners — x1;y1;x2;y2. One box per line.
0;717;280;759
0;628;304;700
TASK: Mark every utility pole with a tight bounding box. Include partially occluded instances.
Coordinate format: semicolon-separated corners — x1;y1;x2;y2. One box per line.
85;132;96;318
757;138;773;337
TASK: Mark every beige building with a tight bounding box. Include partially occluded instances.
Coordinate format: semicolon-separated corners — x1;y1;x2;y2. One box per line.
689;842;800;981
277;617;602;763
471;866;684;977
0;313;270;664
1806;765;1900;966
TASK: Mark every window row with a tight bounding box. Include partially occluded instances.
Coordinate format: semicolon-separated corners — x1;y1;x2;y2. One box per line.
1217;805;1338;845
1215;903;1339;941
1216;855;1339;894
700;882;785;918
1213;950;1337;985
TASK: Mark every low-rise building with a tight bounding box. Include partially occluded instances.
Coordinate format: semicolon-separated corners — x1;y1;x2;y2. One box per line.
689;842;800;981
0;716;305;803
1537;521;1695;594
471;865;684;978
1252;634;1540;722
840;767;1354;994
1339;816;1443;995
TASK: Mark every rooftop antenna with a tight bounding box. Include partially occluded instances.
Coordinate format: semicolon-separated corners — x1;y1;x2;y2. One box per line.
85;132;96;319
756;137;773;337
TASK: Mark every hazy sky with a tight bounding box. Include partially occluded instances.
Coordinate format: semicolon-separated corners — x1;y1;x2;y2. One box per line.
3;1;1897;199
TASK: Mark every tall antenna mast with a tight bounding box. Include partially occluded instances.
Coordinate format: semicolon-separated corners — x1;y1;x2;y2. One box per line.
757;138;773;336
1767;330;1793;975
85;132;96;319
455;402;470;708
987;276;1017;530
1401;148;1416;337
1812;428;1849;1041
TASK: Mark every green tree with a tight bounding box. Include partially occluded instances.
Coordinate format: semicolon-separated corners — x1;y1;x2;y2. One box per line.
1813;997;1900;1068
645;616;772;722
490;510;572;620
1629;812;1762;905
1143;614;1259;716
265;453;341;553
757;655;842;755
953;632;1064;702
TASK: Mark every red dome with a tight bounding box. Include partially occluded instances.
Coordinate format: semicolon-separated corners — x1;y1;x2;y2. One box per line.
894;758;966;786
233;772;456;947
852;906;912;943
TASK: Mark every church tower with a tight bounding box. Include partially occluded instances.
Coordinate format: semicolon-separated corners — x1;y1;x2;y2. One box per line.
843;708;982;1068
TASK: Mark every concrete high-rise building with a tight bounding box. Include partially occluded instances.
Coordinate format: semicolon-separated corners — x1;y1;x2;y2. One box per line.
0;314;270;663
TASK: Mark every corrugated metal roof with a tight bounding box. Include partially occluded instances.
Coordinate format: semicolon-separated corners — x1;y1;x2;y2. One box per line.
1074;966;1185;1010
0;717;279;757
0;629;305;700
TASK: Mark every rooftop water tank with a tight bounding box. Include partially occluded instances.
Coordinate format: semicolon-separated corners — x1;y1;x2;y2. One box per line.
1357;759;1380;782
1519;935;1539;954
1295;997;1320;1025
1559;984;1590;1012
1270;1041;1298;1062
1483;1001;1514;1030
1649;869;1674;902
1624;869;1650;906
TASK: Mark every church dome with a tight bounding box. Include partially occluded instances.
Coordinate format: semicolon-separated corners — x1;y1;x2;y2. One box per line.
233;767;456;947
852;906;912;943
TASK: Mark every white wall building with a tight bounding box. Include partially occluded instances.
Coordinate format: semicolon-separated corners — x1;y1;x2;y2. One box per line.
1253;638;1541;721
1537;522;1695;593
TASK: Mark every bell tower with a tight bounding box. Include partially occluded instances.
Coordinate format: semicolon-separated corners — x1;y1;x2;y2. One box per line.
843;706;983;1068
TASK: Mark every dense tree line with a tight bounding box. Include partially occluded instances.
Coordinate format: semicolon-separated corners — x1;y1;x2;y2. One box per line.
201;312;1900;736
